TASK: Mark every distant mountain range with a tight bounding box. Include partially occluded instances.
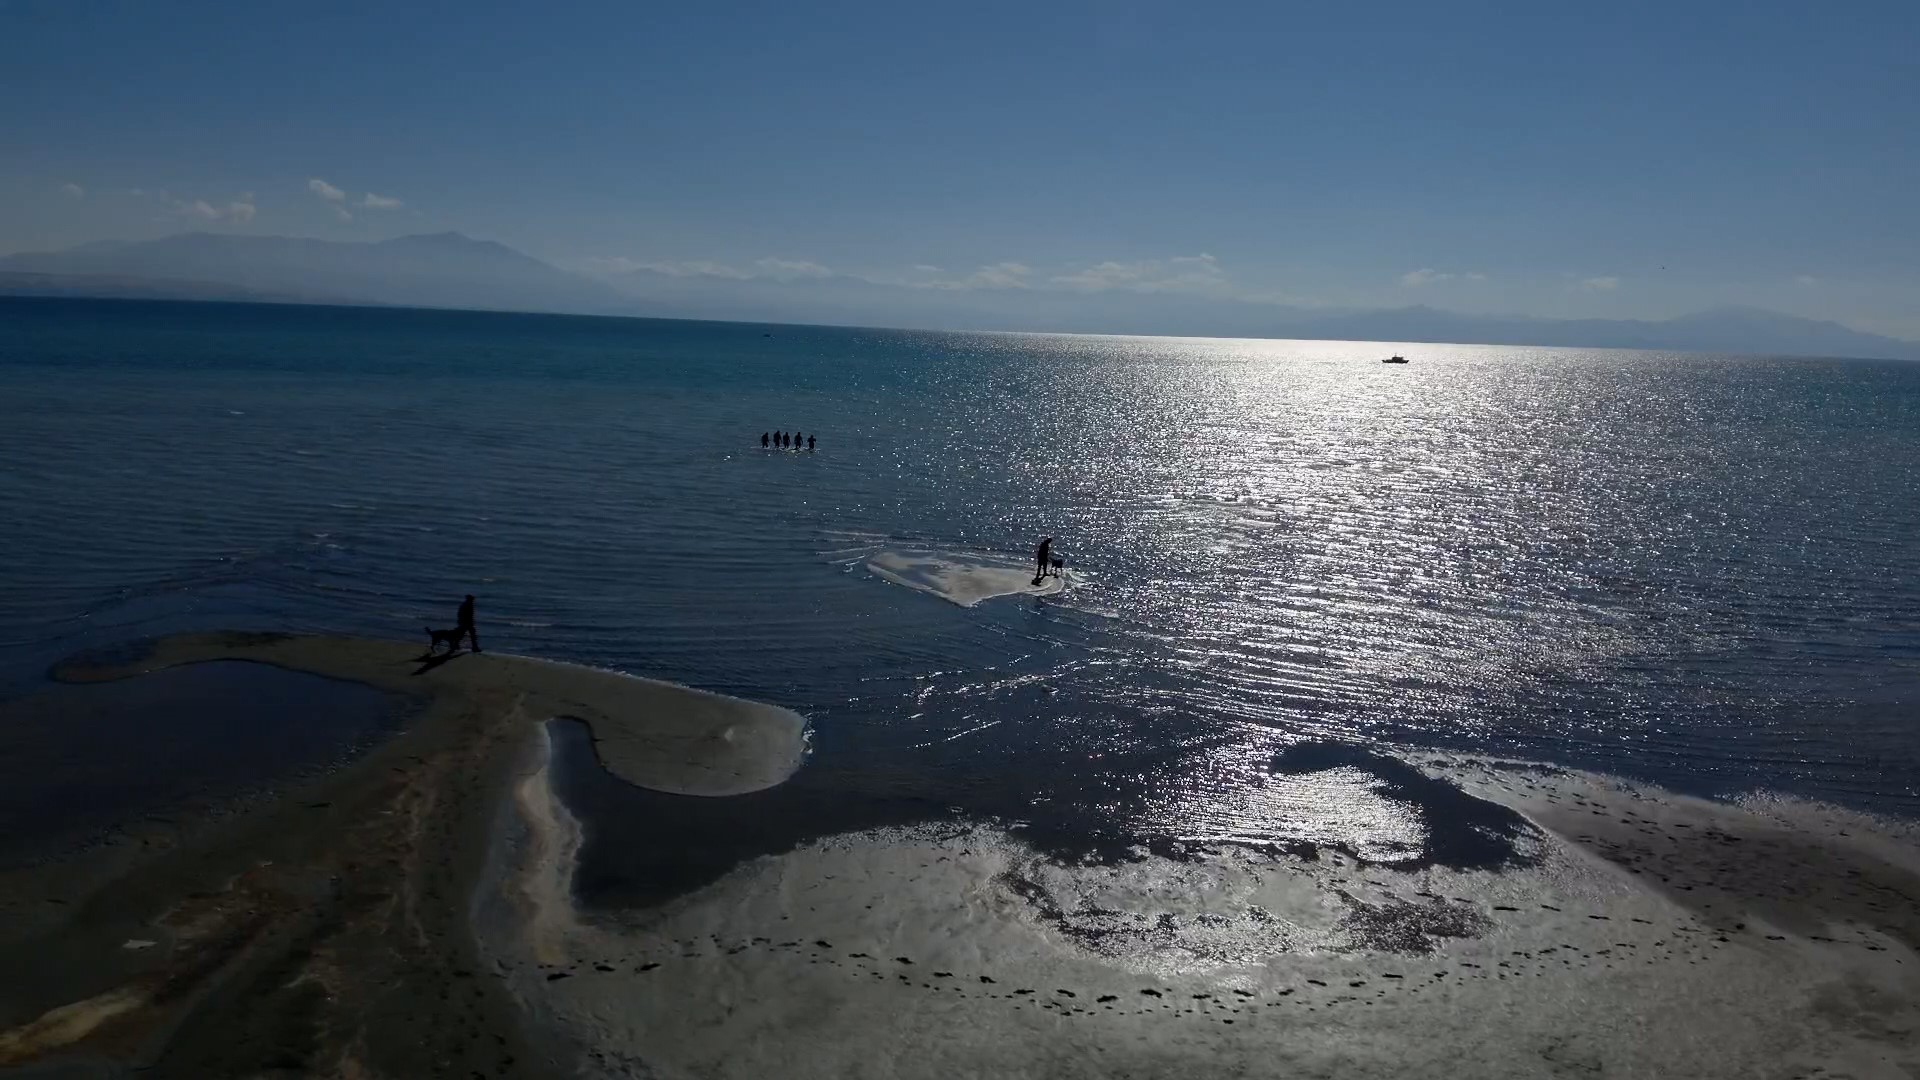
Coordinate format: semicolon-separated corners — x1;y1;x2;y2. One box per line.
3;232;1915;360
0;231;630;315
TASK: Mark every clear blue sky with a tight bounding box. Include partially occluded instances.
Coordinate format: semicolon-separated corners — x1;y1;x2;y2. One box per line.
3;0;1917;335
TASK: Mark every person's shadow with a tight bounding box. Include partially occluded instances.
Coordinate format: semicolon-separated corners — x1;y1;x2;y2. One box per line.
410;650;467;676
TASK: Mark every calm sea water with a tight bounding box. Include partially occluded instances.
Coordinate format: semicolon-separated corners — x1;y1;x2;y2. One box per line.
3;297;1917;839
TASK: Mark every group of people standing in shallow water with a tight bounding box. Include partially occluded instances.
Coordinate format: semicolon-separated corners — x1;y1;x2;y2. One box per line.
762;431;815;451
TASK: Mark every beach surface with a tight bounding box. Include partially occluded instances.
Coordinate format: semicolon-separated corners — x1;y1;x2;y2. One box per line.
0;632;807;1077
484;740;1920;1079
3;632;1917;1078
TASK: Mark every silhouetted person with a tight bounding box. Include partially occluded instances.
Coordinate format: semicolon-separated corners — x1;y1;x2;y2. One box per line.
793;431;803;449
807;435;816;451
761;432;770;448
456;594;481;652
1033;536;1053;585
777;430;787;448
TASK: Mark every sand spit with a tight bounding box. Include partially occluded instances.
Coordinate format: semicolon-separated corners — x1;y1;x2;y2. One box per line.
52;632;808;799
867;551;1071;607
0;632;807;1077
488;749;1920;1079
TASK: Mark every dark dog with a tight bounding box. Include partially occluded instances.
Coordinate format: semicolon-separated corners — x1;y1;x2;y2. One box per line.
425;626;465;654
1033;557;1067;587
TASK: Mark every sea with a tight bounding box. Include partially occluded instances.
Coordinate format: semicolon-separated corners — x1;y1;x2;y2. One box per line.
3;295;1917;862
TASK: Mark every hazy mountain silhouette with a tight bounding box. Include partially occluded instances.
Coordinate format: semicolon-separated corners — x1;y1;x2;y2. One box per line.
3;232;1914;359
0;232;627;314
1273;304;1919;359
0;270;342;305
602;268;1919;359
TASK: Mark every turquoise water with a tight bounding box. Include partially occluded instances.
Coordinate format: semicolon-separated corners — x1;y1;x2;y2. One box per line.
3;296;1918;839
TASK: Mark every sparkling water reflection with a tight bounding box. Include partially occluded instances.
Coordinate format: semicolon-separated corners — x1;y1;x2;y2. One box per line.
2;301;1918;850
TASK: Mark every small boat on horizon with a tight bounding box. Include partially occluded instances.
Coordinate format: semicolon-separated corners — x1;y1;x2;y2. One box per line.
1382;355;1409;364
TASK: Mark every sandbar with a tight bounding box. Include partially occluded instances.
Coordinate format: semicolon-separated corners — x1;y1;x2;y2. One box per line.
0;631;808;1077
6;631;1918;1077
867;550;1071;607
53;631;808;798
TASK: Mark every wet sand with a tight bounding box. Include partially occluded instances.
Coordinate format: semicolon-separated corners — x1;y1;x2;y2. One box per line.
867;550;1071;607
0;632;806;1077
485;739;1920;1079
4;631;1917;1077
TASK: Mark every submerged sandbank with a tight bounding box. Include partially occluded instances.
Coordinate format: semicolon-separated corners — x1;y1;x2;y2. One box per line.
0;660;398;863
486;742;1920;1079
0;631;808;1077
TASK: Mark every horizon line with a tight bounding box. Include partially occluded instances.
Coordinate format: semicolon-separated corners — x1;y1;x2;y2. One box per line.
2;291;1914;364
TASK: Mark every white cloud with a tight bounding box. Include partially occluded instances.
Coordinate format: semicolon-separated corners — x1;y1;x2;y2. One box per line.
1580;275;1620;291
173;195;256;223
581;256;644;273
61;181;85;199
585;256;752;279
1053;253;1227;293
914;261;1033;290
310;179;401;212
1055;261;1143;289
958;261;1032;289
912;264;943;274
662;260;751;279
1401;268;1488;287
754;256;833;279
1795;274;1818;286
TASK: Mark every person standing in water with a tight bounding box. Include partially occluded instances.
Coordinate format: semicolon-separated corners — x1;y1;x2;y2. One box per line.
455;593;481;653
1033;536;1053;585
807;434;816;451
761;432;770;449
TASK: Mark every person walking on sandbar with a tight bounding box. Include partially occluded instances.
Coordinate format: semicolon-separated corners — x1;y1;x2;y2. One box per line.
456;593;481;653
1033;536;1053;586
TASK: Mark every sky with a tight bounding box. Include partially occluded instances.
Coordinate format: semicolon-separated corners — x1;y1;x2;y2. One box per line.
3;0;1917;336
